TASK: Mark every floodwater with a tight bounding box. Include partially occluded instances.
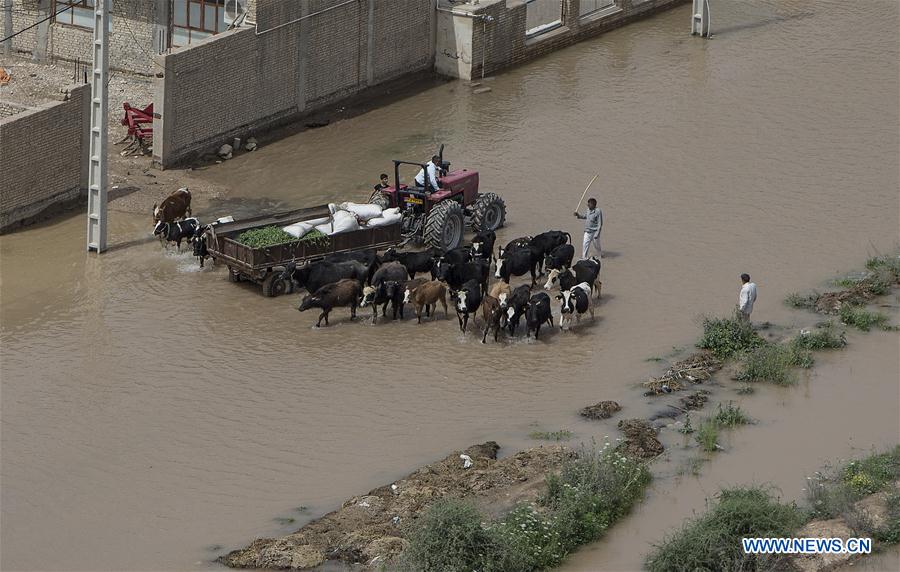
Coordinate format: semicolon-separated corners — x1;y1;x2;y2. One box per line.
1;0;898;570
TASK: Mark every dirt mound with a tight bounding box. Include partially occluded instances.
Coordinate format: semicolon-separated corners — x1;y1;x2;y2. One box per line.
680;390;711;410
617;419;664;459
643;352;722;396
815;287;876;314
220;442;572;570
580;400;622;420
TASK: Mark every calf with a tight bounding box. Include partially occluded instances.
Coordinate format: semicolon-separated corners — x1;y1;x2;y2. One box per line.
382;248;435;279
361;281;394;320
525;292;554;340
152;188;192;224
153;217;199;252
371;261;409;286
498;236;532;259
495;247;537;285
558;282;593;329
488;281;511;309
529;231;571;275
544;257;602;297
505;284;532;335
480;295;504;344
298;279;362;327
451;278;483;333
282;260;368;294
470;231;496;262
544;243;575;272
410;280;449;323
397;278;427;319
190;224;210;268
436;260;490;294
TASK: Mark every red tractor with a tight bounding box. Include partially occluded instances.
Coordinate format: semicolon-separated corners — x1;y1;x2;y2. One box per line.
368;145;506;251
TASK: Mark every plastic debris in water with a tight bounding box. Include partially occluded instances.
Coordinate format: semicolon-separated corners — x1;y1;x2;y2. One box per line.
460;454;474;469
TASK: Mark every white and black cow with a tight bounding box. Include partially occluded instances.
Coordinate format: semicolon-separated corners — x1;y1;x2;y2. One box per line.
525;292;554;340
505;284;532;335
495;246;538;286
528;231;571;275
543;257;602;297
190;224;211;267
450;278;483;333
153;217;199;252
470;231;496;263
436;260;490;295
557;282;593;329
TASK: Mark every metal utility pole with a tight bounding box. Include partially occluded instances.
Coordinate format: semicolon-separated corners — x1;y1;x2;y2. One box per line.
87;0;109;252
3;1;13;54
691;0;711;37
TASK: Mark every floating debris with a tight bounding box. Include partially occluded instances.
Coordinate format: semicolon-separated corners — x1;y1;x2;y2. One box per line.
643;352;722;396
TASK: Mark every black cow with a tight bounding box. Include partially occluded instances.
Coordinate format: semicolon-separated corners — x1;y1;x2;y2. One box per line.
281;260;368;294
494;246;538;285
450;278;483;333
153;217;199;252
437;246;472;268
382;248;435;279
544;243;575;272
190;224;210;267
325;250;381;283
557;282;594;329
525;292;554;340
498;236;532;259
298;279;362;327
529;231;571;275
544;257;602;297
371;261;409;287
361;281;394;320
505;284;532;335
470;231;496;262
435;260;490;294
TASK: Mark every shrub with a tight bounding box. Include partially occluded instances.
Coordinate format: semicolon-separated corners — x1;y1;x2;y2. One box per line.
528;429;573;441
806;447;900;520
489;505;564;571
790;325;847;350
875;493;900;544
839;305;892;331
646;487;805;572
696;313;765;358
736;344;799;385
785;291;821;309
695;419;719;452
712;402;751;427
865;254;900;282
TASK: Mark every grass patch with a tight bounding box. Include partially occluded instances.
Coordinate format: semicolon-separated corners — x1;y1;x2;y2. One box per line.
712;402;751;427
839;305;892;332
736;343;811;385
696;313;765;358
529;429;573;441
806;446;900;520
695;419;720;452
865;254;900;282
401;441;651;571
790;325;847;350
736;385;755;395
876;492;900;544
785;291;821;309
646;487;805;572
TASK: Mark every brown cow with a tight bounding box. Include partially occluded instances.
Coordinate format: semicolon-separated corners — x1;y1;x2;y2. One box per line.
410;280;448;323
480;295;504;344
298;279;362;327
152;188;192;224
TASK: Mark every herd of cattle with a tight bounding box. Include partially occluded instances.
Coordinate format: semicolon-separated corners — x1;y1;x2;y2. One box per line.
279;229;601;341
150;189;602;342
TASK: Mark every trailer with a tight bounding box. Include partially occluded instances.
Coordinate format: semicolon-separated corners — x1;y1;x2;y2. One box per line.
205;204;402;297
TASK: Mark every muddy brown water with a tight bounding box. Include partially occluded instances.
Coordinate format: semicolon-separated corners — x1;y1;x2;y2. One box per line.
2;1;898;570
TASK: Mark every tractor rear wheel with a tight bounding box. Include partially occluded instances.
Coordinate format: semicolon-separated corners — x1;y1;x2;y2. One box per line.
369;190;391;210
470;192;506;232
261;272;288;297
425;201;464;251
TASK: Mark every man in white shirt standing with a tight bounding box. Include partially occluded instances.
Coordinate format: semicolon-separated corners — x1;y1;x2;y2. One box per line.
414;155;442;193
574;197;603;259
738;273;758;322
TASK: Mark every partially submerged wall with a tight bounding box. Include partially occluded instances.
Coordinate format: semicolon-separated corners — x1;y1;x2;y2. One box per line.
154;0;437;168
0;84;89;231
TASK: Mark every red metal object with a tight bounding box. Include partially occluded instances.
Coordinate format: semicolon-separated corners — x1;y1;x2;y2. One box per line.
121;102;153;145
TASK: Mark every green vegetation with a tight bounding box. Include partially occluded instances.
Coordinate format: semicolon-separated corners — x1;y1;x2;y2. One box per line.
876;492;900;544
401;442;651;571
736;385;755;395
865;254;900;282
678;414;694;434
696;313;765;358
736;343;811;385
236;226;296;248
528;429;573;441
790;325;847;350
785;291;821;309
695;419;719;452
839;305;892;332
646;487;805;572
712;402;751;427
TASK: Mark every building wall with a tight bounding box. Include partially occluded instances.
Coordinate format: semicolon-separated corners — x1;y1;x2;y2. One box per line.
154;0;438;168
0;84;89;231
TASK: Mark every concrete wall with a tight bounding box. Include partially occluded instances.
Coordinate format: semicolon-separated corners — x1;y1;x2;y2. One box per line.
437;0;687;80
0;83;89;231
154;0;437;168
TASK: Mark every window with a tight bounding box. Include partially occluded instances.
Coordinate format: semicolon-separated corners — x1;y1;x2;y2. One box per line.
580;0;616;17
55;0;95;29
525;0;562;37
172;0;227;47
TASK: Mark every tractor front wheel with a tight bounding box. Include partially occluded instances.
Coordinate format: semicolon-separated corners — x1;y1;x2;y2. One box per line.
470;192;506;233
425;201;464;251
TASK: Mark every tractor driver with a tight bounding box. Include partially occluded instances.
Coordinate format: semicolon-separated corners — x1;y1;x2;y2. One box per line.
414;155;442;193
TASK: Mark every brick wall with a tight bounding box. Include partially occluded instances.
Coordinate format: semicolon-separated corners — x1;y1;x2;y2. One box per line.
0;83;89;231
0;101;29;117
0;1;41;56
154;0;437;168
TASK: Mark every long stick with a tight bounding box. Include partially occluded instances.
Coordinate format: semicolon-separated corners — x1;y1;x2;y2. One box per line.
574;174;599;213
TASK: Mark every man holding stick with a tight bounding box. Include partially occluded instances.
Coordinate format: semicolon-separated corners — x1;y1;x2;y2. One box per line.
574;197;603;259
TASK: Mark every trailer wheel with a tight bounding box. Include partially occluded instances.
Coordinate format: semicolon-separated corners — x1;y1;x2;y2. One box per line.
228;266;241;282
261;273;288;297
425;200;464;251
369;190;391;210
470;192;506;232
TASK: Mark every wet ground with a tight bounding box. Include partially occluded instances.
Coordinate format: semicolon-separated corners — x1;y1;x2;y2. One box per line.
1;0;898;570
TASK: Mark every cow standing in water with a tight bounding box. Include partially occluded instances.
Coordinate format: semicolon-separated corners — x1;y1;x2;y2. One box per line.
152;188;192;225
